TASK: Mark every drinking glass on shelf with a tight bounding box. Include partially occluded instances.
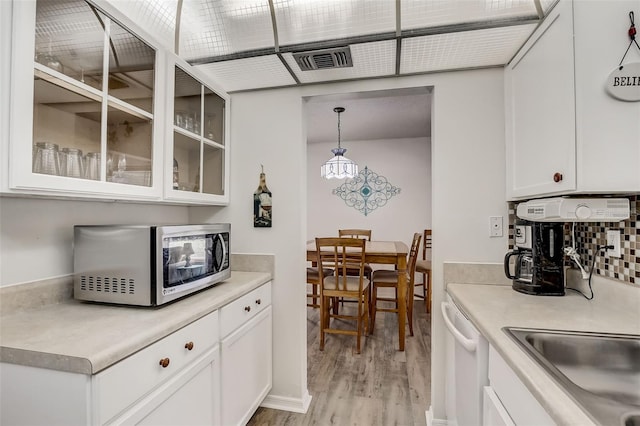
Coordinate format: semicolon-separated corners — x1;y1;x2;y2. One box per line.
117;154;127;174
185;113;194;132
84;152;100;180
60;147;84;178
33;142;61;176
175;110;187;129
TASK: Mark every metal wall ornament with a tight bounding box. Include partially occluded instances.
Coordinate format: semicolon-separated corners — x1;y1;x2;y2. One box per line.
332;166;401;216
254;165;272;227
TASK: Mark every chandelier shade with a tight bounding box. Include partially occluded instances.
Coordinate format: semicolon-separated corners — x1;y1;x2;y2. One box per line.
321;148;358;179
321;107;358;179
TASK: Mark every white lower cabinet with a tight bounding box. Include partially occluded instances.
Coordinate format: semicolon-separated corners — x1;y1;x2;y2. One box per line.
0;310;221;426
220;283;273;426
486;345;555;426
111;346;220;426
0;282;273;426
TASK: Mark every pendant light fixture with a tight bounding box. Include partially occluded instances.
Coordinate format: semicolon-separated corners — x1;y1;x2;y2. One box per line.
321;107;358;179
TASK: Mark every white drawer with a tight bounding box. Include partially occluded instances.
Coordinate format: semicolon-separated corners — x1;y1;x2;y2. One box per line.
220;282;271;338
95;310;219;424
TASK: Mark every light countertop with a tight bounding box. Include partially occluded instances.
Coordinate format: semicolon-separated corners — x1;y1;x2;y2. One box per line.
0;271;271;375
447;282;640;426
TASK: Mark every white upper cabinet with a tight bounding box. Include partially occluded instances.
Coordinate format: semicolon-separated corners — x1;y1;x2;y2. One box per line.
164;58;230;205
3;0;230;205
505;0;640;200
505;0;576;199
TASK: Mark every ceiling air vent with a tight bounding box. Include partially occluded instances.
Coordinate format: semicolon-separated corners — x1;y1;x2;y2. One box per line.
293;47;353;71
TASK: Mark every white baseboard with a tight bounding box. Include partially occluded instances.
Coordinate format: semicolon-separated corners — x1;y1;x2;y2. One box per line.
426;407;448;426
260;389;312;414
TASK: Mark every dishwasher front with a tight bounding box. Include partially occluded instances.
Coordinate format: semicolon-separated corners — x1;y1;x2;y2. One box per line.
442;294;489;426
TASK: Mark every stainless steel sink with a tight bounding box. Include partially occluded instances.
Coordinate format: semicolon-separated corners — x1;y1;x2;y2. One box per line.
504;327;640;426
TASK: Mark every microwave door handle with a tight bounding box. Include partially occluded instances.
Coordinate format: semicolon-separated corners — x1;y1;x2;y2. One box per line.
217;233;227;269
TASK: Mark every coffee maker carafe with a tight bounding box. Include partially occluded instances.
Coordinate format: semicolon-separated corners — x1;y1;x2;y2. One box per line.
504;221;565;296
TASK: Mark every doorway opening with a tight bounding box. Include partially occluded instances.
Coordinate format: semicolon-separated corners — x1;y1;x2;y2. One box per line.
302;86;434;424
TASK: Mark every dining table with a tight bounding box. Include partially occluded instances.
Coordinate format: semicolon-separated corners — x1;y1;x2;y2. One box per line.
306;240;410;351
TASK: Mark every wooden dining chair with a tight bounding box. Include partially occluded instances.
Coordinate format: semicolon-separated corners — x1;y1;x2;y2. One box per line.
370;232;421;336
306;266;333;308
415;229;432;313
316;237;370;354
338;229;372;240
338;229;373;279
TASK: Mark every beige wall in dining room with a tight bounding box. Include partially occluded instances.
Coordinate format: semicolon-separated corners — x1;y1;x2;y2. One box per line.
307;136;431;247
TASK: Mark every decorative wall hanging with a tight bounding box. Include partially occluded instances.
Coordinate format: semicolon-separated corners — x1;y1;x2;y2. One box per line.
332;166;400;216
321;107;358;179
254;165;272;227
606;11;640;101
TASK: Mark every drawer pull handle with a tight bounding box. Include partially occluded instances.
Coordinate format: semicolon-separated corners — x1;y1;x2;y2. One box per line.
553;172;563;183
244;306;251;312
185;341;194;351
159;358;170;368
255;299;261;305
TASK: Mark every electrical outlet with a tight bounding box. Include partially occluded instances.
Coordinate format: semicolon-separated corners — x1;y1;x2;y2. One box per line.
606;230;621;258
490;216;503;237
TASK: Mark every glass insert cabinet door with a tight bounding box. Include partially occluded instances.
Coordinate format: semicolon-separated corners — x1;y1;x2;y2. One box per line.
171;66;226;197
9;0;160;197
32;0;155;186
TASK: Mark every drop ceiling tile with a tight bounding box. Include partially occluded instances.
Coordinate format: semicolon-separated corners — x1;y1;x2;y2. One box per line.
283;40;396;84
179;0;275;61
401;0;538;30
195;55;296;92
400;24;537;73
105;0;177;50
273;0;396;46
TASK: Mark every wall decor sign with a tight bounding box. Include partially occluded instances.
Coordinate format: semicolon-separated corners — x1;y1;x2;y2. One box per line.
607;11;640;101
606;62;640;101
254;165;272;227
332;166;401;216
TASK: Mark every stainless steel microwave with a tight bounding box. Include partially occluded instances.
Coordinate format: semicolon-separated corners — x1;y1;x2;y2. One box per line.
73;224;230;306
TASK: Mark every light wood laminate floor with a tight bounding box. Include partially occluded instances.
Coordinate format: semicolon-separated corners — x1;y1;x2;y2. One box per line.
247;301;432;425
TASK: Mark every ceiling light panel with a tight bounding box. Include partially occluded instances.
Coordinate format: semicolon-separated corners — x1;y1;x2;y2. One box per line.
401;0;538;30
195;55;296;92
273;0;396;46
400;24;537;73
104;0;177;50
179;0;275;61
283;40;396;83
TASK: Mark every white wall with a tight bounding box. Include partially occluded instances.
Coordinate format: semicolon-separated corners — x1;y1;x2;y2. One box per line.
191;67;509;420
307;137;431;244
0;198;189;286
189;89;310;406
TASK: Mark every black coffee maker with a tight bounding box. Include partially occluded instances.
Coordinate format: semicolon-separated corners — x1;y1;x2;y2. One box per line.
504;220;565;296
